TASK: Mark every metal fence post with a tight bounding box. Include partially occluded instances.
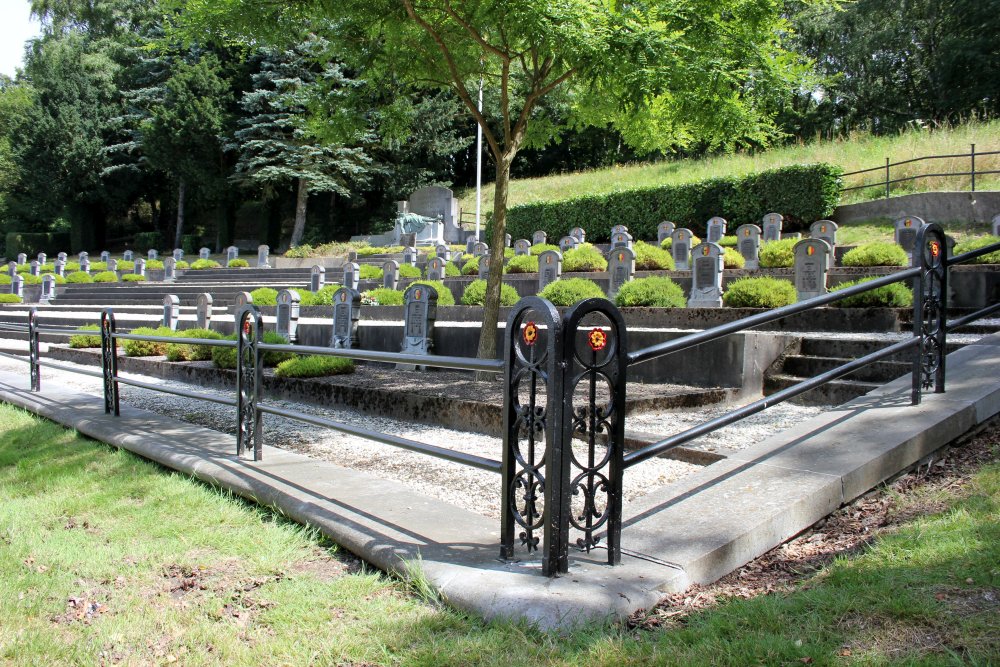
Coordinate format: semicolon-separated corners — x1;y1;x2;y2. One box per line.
100;309;120;415
500;296;568;575
971;143;976;192
911;224;948;405
237;305;264;461
561;298;628;566
885;157;890;199
28;307;39;391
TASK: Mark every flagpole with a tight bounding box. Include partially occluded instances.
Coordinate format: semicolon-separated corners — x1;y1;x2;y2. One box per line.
475;76;483;241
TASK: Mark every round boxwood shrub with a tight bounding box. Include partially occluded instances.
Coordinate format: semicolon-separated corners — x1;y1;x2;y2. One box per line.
563;244;608;272
359;264;384;280
0;275;10;284
189;258;221;270
505;255;539;273
121;274;147;282
718;235;738;247
93;271;118;283
250;287;278;305
274;355;355;378
122;326;177;356
63;261;81;272
20;274;42;285
444;262;461;277
660;235;701;250
69;324;101;348
175;260;190;269
831;277;913;307
615;276;685;307
165;328;224;361
228;258;249;268
361;288;404;306
529;243;560;256
723;247;745;269
89;261;107;271
145;259;164;270
66;271;93;284
461;279;520;306
398;263;421;279
538;278;606;306
115;260;133;271
758;238;797;268
954;235;1000;264
410;280;455;306
0;294;23;304
842;241;908;267
211;331;293;369
723;277;797;308
634;241;675;271
461;258;479;275
300;284;338;306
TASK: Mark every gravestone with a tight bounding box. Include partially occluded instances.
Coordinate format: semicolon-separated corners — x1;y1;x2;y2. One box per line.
894;216;925;260
559;235;578;253
505;233;512;247
173;248;184;262
514;239;531;256
478;254;491;279
80;257;90;273
383;260;400;289
10;274;23;298
672;228;695;271
403;246;418;267
276;289;301;342
426;257;446;281
134;258;145;277
108;258;118;273
199;247;211;260
331;287;361;349
29;261;39;277
687;242;724;308
736;224;762;270
399;283;437;368
435;244;451;262
657;221;675;246
343;262;360;291
538;250;562;292
610;224;629;236
54;260;65;277
607;247;635;298
810;220;837;248
37;253;46;265
57;252;68;262
197;293;213;329
569;227;586;244
162;295;180;331
762;212;783;242
794;239;832;301
465;236;476;256
101;251;110;263
226;246;238;263
473;241;489;257
40;274;56;303
148;249;158;260
993;214;1000;237
532;230;547;246
163;257;175;281
310;265;326;292
16;253;26;265
78;252;88;263
235;292;253;309
706;217;727;243
256;245;269;268
123;250;134;261
610;231;633;251
5;262;14;277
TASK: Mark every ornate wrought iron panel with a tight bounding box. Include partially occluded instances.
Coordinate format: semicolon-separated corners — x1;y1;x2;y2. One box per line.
912;223;948;405
100;309;120;415
236;306;263;460
28;307;39;392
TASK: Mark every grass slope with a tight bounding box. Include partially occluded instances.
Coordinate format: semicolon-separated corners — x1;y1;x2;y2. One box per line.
1;402;997;665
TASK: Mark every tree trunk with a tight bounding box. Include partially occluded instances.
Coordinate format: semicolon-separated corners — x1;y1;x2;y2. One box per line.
476;154;514;371
289;177;309;248
173;179;186;249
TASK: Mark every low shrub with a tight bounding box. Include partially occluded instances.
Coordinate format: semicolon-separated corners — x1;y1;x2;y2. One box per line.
410;280;455;306
529;243;560;256
92;271;118;283
69;324;101;348
633;241;675;271
758;238;797;268
89;261;107;271
505;255;539;273
65;271;93;284
122;326;176;356
461;279;520;306
64;262;81;272
356;244;403;257
661;237;672;250
398;263;421;279
842;241;908;267
0;294;23;304
444;262;461;277
831;277;913;307
615;276;685;307
211;331;294;369
953;235;1000;264
563;244;608;272
121;274;146;282
461;258;479;275
145;259;164;270
228;258;249;268
718;235;738;247
250;287;278;306
189;258;221;270
175;260;190;269
165;328;224;361
274;355;355;378
302;284;339;306
359;264;384;280
723;247;745;269
361;288;404;306
723;277;797;308
538;278;606;306
116;260;134;271
20;274;42;285
0;275;9;284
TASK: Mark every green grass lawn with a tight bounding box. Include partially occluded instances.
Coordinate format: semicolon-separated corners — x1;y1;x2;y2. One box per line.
1;402;997;665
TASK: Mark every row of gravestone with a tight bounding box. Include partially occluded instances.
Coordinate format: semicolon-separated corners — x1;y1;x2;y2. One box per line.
8;245;276;270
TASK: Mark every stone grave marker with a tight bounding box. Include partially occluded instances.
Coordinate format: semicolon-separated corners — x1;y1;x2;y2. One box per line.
331;287;361;349
610;224;629;236
57;252;68;262
101;251;110;263
148;249;158;260
226;246;238;263
163;257;175;281
235;291;253;309
40;274;55;303
559;235;578;253
399;283;437;369
473;241;489;257
343;262;360;290
657;221;675;246
80;256;90;273
403;246;418;267
435;244;451;262
123;250;134;261
383;260;400;289
54;260;65;277
16;253;26;265
993;214;1000;237
197;293;213;329
310;265;326;292
894;216;925;260
256;245;269;268
514;239;531;256
794;239;832;301
134;258;145;277
11;274;23;298
569;227;586;244
199;247;210;260
610;230;633;251
810;220;838;248
607;247;635;298
672;228;694;271
465;236;476;255
706;217;727;243
37;253;46;265
172;248;184;262
162;295;180;330
532;230;547;246
108;258;118;272
78;251;89;263
276;289;301;342
505;233;512;247
29;261;39;277
736;224;762;270
538;249;562;292
426;257;446;281
5;261;14;277
478;254;491;279
762;212;783;242
687;242;724;308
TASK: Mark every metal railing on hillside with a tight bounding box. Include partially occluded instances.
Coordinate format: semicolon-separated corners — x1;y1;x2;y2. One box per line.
841;143;1000;197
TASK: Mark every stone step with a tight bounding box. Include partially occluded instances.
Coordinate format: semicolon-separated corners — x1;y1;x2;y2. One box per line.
782;355;911;384
763;373;881;405
798;337;966;361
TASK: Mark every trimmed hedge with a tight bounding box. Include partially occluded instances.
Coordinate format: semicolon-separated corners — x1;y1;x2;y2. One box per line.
361;288;404;306
615;276;685;307
274;355;355;378
0;294;23;304
831;278;913;307
634;241;675;271
842;242;909;267
133;231;163;251
722;247;745;269
66;271;93;284
538;278;606;306
359;264;384;280
228;258;249;268
189;258;221;270
121;274;147;282
562;244;607;272
723;277;797;308
496;163;842;242
212;332;293;369
165;329;224;361
398;263;421;279
122;326;176;357
953;235;1000;264
69;324;101;348
145;259;164;270
461;279;520;306
250;287;279;305
505;255;539;273
93;271;118;283
758;238;798;268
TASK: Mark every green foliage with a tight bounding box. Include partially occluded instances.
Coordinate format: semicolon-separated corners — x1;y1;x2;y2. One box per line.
300;285;339;306
723;277;797;308
145;260;164;270
133;231;163;250
398;263;421;279
831;278;913;308
250;287;279;306
88;261;107;271
633;241;675;271
361;288;404;306
165;329;224;361
505;255;539;273
723;247;745;269
65;271;93;284
0;275;9;285
0;294;23;304
189;258;222;270
63;262;81;272
953;235;1000;264
92;271;118;283
19;274;42;285
121;274;146;282
718;235;738;247
4;232;70;258
410;280;455;306
444;262;460;278
69;324;101;348
842;242;909;267
615;276;685;307
355;245;404;257
538;278;606;306
529;243;560;256
562;244;607;272
228;258;249;268
274;355;355;378
461;279;519;306
758;238;798;268
122;326;177;357
211;331;293;369
175;261;190;269
461;258;479;275
117;260;134;271
359;264;383;280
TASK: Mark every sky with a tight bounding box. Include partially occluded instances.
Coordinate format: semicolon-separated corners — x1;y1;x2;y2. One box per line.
0;0;42;78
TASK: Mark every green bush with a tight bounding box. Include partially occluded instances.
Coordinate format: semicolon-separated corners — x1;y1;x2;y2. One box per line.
301;284;339;306
563;244;608;272
134;231;163;251
250;287;279;306
181;234;199;255
529;243;560;256
116;260;133;271
189;258;221;270
831;277;913;307
461;258;480;275
842;241;909;267
505;255;539;273
444;262;461;277
633;241;675;271
660;237;673;250
758;238;797;268
722;247;745;269
615;276;685;307
165;328;224;362
93;271;118;283
461;279;520;306
69;324;101;348
211;331;294;369
66;271;93;284
228;258;249;268
175;260;190;269
410;280;455;306
953;235;1000;264
0;294;23;304
496;163;843;241
122;326;176;356
398;263;421;279
20;274;42;285
361;288;404;306
63;261;81;272
359;264;384;280
274;355;355;378
4;231;70;258
356;245;404;256
723;277;797;308
718;235;738;247
0;275;9;284
89;261;107;271
538;278;607;306
121;274;146;282
145;259;164;270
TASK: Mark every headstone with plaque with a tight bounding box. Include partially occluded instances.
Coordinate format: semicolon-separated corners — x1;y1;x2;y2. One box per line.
810;220;838;249
40;274;56;303
505;233;512;247
992;214;1000;237
37;253;47;265
514;239;531;256
5;262;14;277
435;244;451;262
134;258;145;277
671;229;694;271
101;251;110;263
162;295;180;331
477;254;491;279
894;216;926;261
462;236;474;256
124;250;134;261
343;262;360;291
473;241;489;257
657;221;675;246
78;251;89;263
532;230;547;246
235;292;253;310
687;242;725;308
559;236;578;253
382;260;399;290
256;245;269;268
275;289;301;342
10;274;23;298
610;231;633;251
310;265;325;292
226;246;238;264
173;248;184;262
331;287;361;349
426;257;446;281
80;257;90;274
736;224;762;270
148;249;158;260
16;253;26;266
57;252;68;262
399;283;438;369
108;258;118;273
610;224;629;236
762;213;783;243
794;239;832;301
54;260;65;277
29;261;39;277
706;217;727;243
199;247;211;260
607;247;635;298
569;227;586;244
403;246;418;267
163;257;175;281
197;293;213;329
538;250;562;291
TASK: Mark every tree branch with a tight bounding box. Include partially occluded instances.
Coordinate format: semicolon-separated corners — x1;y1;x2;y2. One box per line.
442;0;508;61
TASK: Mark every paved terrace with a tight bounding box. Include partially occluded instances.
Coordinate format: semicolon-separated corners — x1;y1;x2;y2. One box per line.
0;334;997;628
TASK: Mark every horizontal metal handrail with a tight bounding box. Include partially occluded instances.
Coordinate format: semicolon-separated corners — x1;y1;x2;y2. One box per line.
841;170;999;193
0;349;28;364
257;342;504;373
113;374;237;407
112;332;237;348
36;326;109;336
257;402;502;472
951;243;1000;265
842;149;1000;176
947;302;1000;331
624;337;919;467
36;358;104;380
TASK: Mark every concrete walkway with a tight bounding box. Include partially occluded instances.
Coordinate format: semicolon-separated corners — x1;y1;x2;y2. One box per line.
0;333;997;628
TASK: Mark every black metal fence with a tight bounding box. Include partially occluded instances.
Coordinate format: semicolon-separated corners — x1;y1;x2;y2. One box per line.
841;144;1000;197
